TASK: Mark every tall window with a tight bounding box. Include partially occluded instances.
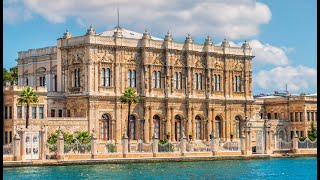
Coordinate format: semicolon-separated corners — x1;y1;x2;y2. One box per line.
39;76;46;86
32;106;37;119
132;70;136;87
233;76;237;92
9;131;12;143
157;71;161;88
51;109;55;117
17;106;22;118
100;114;110;140
307;112;310;121
300;112;303;122
234;116;241;138
290;112;294;122
128;70;136;88
58;109;63;117
106;68;111;87
128;70;132;87
311;112;314;121
152;71;156;88
54;75;57;91
215;116;222;138
101;68;105;86
175;115;182;141
74;69;80;87
193;74;198;90
267;113;271;119
213;75;216;92
295;112;299;122
174;72;177;89
4;106;8;119
153;115;160;139
195;115;202;140
274;113;278;119
178;72;182;89
237;76;241;92
129;115;136;140
217;75;221;91
198;73;202;90
39;106;44;119
9;106;12;119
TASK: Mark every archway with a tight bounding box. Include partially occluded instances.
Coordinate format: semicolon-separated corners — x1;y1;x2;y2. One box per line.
215;116;222;138
175;115;182;141
100;114;111;140
129;115;136;140
153;115;160;139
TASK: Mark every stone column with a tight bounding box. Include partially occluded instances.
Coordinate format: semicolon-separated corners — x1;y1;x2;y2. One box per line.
152;133;159;156
144;107;150;143
246;127;252;155
149;106;154;142
56;132;64;160
171;107;175;141
20;129;26;161
122;131;128;157
180;133;187;156
240;131;246;155
40;127;46;160
265;127;271;154
192;108;196;141
13;132;21;161
211;131;217;155
292;128;299;153
91;129;97;159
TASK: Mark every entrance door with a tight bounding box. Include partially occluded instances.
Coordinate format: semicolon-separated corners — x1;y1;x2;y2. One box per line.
25;132;40;160
255;130;265;154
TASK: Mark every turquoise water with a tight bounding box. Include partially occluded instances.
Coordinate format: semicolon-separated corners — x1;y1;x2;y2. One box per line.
3;157;317;180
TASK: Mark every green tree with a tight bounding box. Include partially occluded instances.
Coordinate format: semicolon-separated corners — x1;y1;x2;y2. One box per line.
75;131;91;144
3;68;12;83
119;88;139;139
308;120;317;141
17;86;39;128
9;66;18;85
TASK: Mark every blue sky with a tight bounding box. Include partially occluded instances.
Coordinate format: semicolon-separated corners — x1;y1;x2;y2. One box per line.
3;0;317;95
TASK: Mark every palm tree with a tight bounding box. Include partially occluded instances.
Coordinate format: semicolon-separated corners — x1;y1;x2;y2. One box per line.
119;88;139;140
17;86;39;129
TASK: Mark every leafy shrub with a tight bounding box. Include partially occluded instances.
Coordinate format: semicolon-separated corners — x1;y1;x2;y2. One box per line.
75;131;91;144
106;143;117;153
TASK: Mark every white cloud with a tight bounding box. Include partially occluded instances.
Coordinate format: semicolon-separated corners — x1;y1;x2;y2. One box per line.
254;65;317;93
4;0;272;39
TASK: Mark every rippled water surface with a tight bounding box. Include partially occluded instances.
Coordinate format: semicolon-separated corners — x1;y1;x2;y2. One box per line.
3;157;317;180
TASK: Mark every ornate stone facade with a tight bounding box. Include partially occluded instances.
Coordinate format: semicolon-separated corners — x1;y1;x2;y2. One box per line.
3;26;317;147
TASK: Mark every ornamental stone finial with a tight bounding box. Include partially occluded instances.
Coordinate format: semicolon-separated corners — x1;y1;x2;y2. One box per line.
221;38;229;47
63;29;72;39
164;30;173;41
185;33;193;43
142;28;151;39
242;40;250;49
86;25;96;35
205;35;213;45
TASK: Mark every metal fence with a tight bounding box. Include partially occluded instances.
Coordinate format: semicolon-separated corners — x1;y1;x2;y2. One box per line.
217;140;240;151
277;138;292;150
186;141;211;152
64;140;91;154
298;138;317;149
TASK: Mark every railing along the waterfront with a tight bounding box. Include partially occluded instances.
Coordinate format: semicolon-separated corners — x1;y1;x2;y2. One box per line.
3;143;13;155
45;142;57;158
298;138;317;149
137;140;152;153
64;140;91;154
158;141;181;153
96;141;117;153
186;141;211;152
277;138;292;150
217;140;240;151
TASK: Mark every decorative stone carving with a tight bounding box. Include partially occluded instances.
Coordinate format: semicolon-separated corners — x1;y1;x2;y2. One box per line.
152;53;164;65
232;60;244;71
214;61;223;70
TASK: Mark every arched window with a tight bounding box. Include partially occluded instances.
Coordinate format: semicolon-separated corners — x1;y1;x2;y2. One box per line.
37;67;46;87
174;72;178;89
157;71;161;88
100;114;110;140
194;73;198;90
234;116;241;138
195;115;202;140
213;75;216;92
101;68;105;86
217;75;221;91
132;70;136;87
237;76;241;92
153;115;160;139
106;68;111;87
233;76;237;92
129;115;136;140
152;71;156;88
77;68;80;87
215;116;222;138
127;70;131;87
175;115;182;141
178;72;182;89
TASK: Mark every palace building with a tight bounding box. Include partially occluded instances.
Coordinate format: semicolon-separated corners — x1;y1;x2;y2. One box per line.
3;26;317;150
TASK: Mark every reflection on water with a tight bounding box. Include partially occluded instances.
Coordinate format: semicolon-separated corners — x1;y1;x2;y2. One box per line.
3;157;316;180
